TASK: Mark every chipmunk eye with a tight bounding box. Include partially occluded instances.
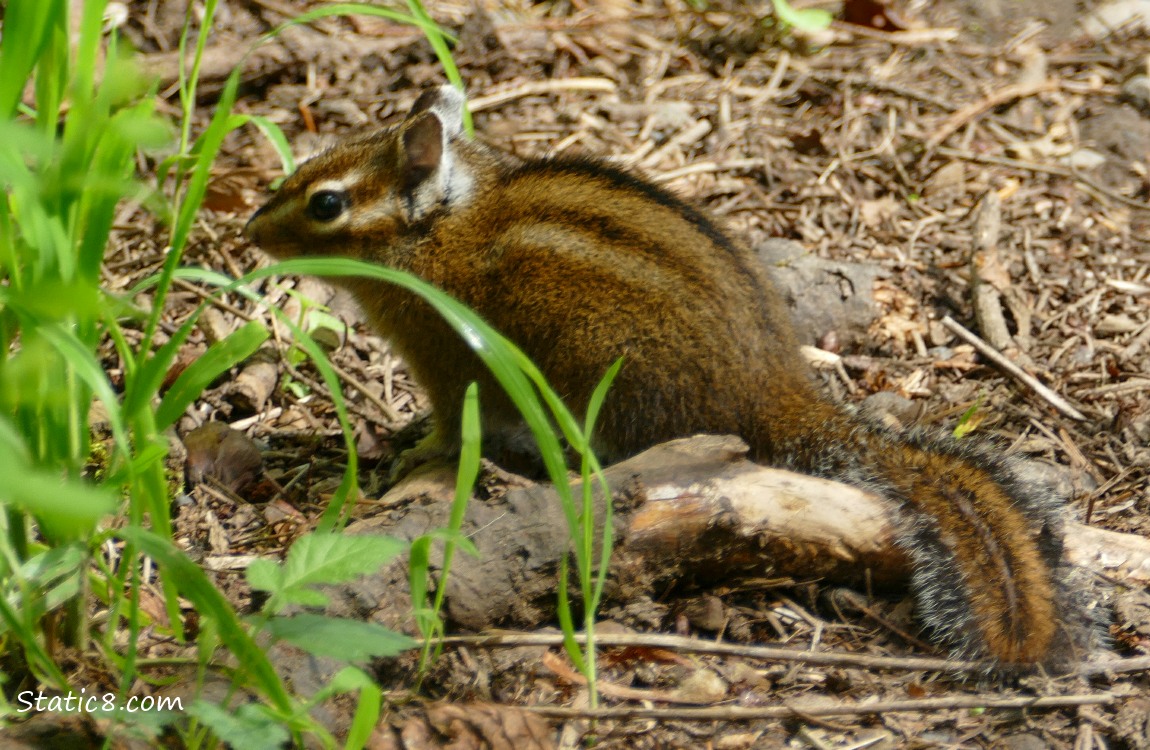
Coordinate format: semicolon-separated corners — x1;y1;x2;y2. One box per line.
307;190;347;222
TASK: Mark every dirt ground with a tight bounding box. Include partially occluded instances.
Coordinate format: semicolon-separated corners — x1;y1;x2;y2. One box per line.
97;0;1150;747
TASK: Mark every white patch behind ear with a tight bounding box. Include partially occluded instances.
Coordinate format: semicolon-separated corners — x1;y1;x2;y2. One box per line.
404;87;474;222
425;85;466;140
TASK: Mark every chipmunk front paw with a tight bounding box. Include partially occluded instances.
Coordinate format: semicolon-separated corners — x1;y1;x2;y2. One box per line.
388;428;457;484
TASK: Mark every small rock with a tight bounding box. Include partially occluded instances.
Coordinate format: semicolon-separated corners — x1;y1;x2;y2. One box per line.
1122;74;1150;115
757;240;879;348
1080;1;1150;38
1060;147;1107;170
856;391;922;432
998;733;1051;750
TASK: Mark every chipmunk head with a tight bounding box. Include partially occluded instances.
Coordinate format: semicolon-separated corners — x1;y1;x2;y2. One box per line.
245;85;477;261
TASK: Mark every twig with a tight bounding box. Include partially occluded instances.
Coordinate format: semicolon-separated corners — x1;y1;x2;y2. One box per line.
467;78;617;112
936;147;1150;213
1078;655;1150;677
638;119;712;170
525;693;1116;721
926;79;1059;150
827;22;961;46
173;277;256;322
444;631;1150;678
330;362;402;424
652;157;769;183
799;69;958;112
441;632;986;673
940;316;1087;421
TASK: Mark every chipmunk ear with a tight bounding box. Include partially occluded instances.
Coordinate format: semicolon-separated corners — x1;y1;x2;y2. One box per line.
401;112;444;189
398;86;473;222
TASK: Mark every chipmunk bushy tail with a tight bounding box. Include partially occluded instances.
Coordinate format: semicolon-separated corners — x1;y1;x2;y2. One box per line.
757;400;1090;668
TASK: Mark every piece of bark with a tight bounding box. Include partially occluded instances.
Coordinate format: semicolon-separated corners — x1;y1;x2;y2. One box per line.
223;348;279;416
757;239;879;348
970;191;1014;351
1064;523;1150;588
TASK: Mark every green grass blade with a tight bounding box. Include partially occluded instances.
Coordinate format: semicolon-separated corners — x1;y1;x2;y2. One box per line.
0;0;66;119
37;322;129;457
342;671;382;750
415;382;481;670
0;449;118;541
404;1;473;135
241;115;296;174
154;321;269;430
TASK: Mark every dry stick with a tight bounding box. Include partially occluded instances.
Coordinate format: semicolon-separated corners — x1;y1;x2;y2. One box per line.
925;79;1059;151
467;78;617;113
652;158;770;184
1078;655;1150;677
826;21;961;46
936;147;1150;213
526;694;1116;721
940;316;1087;421
329;361;402;424
969;192;1013;351
444;632;1150;677
801;69;958;112
442;632;984;673
173;277;256;322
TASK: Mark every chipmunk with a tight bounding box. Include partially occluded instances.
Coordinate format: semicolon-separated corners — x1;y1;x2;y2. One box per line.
246;85;1092;668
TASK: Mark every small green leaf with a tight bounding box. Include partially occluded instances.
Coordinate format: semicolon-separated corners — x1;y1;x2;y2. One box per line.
771;0;834;31
953;393;985;439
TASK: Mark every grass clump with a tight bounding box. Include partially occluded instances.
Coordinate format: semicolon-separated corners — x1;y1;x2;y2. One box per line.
1;1;617;743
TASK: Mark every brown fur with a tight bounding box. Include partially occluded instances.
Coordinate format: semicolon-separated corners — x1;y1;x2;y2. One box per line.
246;87;1083;667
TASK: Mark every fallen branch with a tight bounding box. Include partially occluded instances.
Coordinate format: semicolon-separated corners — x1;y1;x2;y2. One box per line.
526;693;1117;721
440;632;1150;678
315;435;1146;641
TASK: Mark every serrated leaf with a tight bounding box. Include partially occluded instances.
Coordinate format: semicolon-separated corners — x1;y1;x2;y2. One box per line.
244;558;281;593
187;700;290;750
274;588;330;609
280;534;406;591
265;614;416;660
